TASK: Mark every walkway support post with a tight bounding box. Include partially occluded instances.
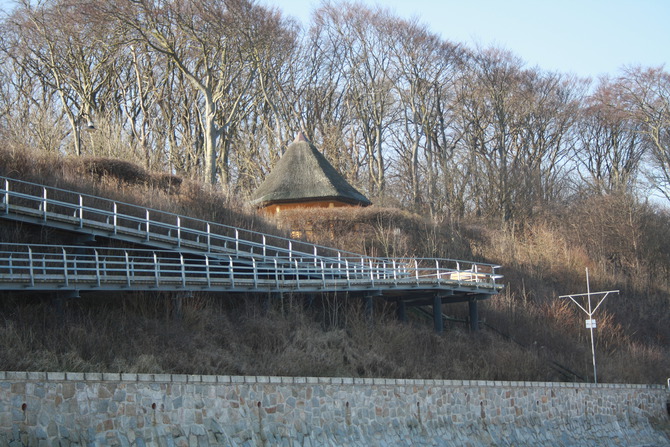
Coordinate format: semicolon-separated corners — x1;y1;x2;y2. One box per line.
433;295;443;334
364;294;373;322
396;300;407;324
469;297;479;331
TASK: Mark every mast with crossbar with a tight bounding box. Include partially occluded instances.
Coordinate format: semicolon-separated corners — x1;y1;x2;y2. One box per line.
559;268;618;384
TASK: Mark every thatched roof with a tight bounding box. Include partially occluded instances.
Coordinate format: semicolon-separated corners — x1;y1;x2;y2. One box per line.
250;133;371;208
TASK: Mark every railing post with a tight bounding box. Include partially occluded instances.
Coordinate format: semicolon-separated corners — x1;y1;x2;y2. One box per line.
177;216;182;247
113;202;118;234
274;259;279;288
78;195;84;228
153;252;159;287
252;258;258;288
28;247;35;287
228;256;235;288
288;241;292;262
369;259;375;287
125;251;131;287
393;259;397;285
42;187;48;221
436;260;441;285
314;246;317;267
294;259;300;289
345;259;350;287
235;229;239;253
3;179;8;214
94;249;101;287
206;223;211;252
455;262;461;285
180;253;186;287
263;235;267;258
8;254;13;275
145;209;150;241
321;260;326;288
28;247;34;287
62;248;69;287
205;255;211;288
415;259;419;284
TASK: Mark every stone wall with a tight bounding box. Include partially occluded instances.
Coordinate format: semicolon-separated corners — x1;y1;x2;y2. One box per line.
0;371;668;446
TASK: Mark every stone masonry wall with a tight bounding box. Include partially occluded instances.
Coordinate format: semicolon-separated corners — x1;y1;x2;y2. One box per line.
0;371;668;446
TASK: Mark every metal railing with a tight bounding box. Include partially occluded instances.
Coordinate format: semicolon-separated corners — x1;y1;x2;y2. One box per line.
0;244;502;294
0;175;503;292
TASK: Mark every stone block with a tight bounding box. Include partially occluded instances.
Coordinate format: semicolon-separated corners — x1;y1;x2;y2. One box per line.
172;374;187;383
46;371;65;381
102;373;121;382
66;372;85;381
84;372;103;381
216;376;231;383
200;375;216;384
27;372;47;381
7;372;28;380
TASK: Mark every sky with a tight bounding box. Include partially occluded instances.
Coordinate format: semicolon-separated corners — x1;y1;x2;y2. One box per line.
265;0;669;80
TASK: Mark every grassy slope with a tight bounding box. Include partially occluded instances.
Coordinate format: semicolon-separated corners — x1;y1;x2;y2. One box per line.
0;146;668;384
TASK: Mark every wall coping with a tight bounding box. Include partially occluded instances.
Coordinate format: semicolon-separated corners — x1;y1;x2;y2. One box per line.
0;371;666;390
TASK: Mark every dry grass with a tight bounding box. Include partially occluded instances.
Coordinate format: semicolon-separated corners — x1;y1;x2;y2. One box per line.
0;144;668;384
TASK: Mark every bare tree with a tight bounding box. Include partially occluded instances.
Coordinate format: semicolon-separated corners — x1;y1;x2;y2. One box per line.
106;0;266;187
389;16;465;214
616;66;670;202
5;0;117;156
575;77;644;194
316;2;399;198
512;69;582;211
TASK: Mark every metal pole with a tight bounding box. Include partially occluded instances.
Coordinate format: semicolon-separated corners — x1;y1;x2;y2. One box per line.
559;268;618;384
586;268;597;384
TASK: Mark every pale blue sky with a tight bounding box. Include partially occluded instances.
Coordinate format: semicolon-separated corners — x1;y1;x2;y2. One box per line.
267;0;669;80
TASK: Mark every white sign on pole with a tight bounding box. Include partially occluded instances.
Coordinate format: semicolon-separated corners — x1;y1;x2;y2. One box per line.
585;319;597;329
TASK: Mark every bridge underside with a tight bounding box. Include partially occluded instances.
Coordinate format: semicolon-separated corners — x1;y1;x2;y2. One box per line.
2;285;492;332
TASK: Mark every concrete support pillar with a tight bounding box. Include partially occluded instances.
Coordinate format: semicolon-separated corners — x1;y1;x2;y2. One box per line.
396;300;407;324
433;295;443;334
468;298;479;331
172;294;184;321
364;295;374;322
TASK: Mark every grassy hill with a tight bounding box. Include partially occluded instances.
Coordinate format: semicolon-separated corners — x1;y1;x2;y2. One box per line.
0;145;668;384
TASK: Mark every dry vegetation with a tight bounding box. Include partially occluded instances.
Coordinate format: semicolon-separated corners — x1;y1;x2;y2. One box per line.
1;145;669;384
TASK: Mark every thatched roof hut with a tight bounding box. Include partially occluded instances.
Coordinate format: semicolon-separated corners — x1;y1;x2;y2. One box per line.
250;132;371;214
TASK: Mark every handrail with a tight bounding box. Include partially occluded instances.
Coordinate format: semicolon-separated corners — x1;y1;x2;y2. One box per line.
0;175;503;287
0;244;503;293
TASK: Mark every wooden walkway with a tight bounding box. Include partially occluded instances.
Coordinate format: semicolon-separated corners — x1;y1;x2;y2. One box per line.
0;176;503;331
